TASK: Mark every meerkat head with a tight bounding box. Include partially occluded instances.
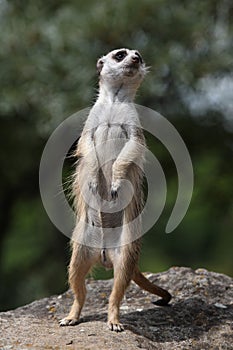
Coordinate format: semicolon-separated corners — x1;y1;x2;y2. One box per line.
97;48;148;89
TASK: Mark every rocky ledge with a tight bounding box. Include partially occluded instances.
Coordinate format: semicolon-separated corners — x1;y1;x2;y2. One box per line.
0;267;233;349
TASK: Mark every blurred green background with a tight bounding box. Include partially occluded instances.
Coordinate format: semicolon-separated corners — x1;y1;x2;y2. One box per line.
0;0;232;311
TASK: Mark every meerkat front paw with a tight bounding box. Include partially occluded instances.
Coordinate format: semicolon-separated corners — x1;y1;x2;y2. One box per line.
111;180;121;200
88;179;98;194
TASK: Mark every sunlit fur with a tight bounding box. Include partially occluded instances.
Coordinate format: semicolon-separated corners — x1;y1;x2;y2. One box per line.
60;48;171;332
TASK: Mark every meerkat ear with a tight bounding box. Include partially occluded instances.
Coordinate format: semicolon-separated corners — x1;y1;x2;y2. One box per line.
96;57;105;75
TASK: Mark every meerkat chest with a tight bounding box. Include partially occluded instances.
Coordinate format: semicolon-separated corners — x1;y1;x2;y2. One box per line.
94;122;129;144
91;101;132;146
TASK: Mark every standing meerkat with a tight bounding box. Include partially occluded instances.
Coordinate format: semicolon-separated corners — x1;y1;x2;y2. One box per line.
60;48;171;331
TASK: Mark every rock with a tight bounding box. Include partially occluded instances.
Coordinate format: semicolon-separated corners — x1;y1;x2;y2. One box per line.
0;267;232;349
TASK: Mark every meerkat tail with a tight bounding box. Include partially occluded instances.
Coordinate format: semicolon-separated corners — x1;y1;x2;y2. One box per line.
133;268;172;306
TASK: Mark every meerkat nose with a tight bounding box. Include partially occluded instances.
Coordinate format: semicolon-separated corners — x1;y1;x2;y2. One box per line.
131;55;140;63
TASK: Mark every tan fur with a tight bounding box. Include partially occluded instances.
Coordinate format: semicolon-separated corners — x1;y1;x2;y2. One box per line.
60;49;171;331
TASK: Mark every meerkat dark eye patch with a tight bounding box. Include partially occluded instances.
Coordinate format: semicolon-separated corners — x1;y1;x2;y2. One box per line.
114;50;127;62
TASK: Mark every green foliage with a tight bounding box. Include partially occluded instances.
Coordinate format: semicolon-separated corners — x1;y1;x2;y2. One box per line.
0;0;232;310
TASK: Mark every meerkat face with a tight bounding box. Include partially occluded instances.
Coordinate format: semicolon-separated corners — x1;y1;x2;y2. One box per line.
97;48;147;85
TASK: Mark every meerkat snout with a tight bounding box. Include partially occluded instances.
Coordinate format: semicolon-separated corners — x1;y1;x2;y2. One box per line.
131;55;140;64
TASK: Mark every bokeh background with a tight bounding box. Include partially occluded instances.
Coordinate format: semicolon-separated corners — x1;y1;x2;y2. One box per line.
0;0;232;311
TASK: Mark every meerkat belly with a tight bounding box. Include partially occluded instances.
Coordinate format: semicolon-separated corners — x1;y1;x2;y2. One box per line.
94;123;128;155
92;123;128;234
94;123;128;189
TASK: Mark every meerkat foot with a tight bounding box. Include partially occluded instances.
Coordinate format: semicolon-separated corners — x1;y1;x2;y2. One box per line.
59;317;79;326
108;321;124;332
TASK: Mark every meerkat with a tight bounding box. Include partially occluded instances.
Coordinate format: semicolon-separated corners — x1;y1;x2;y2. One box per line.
60;48;171;332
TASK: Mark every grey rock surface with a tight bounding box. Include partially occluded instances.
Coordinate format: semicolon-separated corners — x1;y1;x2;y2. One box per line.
0;267;233;349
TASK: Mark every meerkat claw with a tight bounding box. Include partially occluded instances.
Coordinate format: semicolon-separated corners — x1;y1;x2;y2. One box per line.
59;318;79;326
88;181;98;194
111;181;120;200
111;189;118;200
108;321;124;332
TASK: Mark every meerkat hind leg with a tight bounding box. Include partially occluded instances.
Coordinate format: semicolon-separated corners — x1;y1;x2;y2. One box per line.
60;247;94;326
108;247;137;332
107;272;129;332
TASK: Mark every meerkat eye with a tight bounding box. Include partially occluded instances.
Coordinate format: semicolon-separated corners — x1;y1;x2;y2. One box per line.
114;50;127;62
